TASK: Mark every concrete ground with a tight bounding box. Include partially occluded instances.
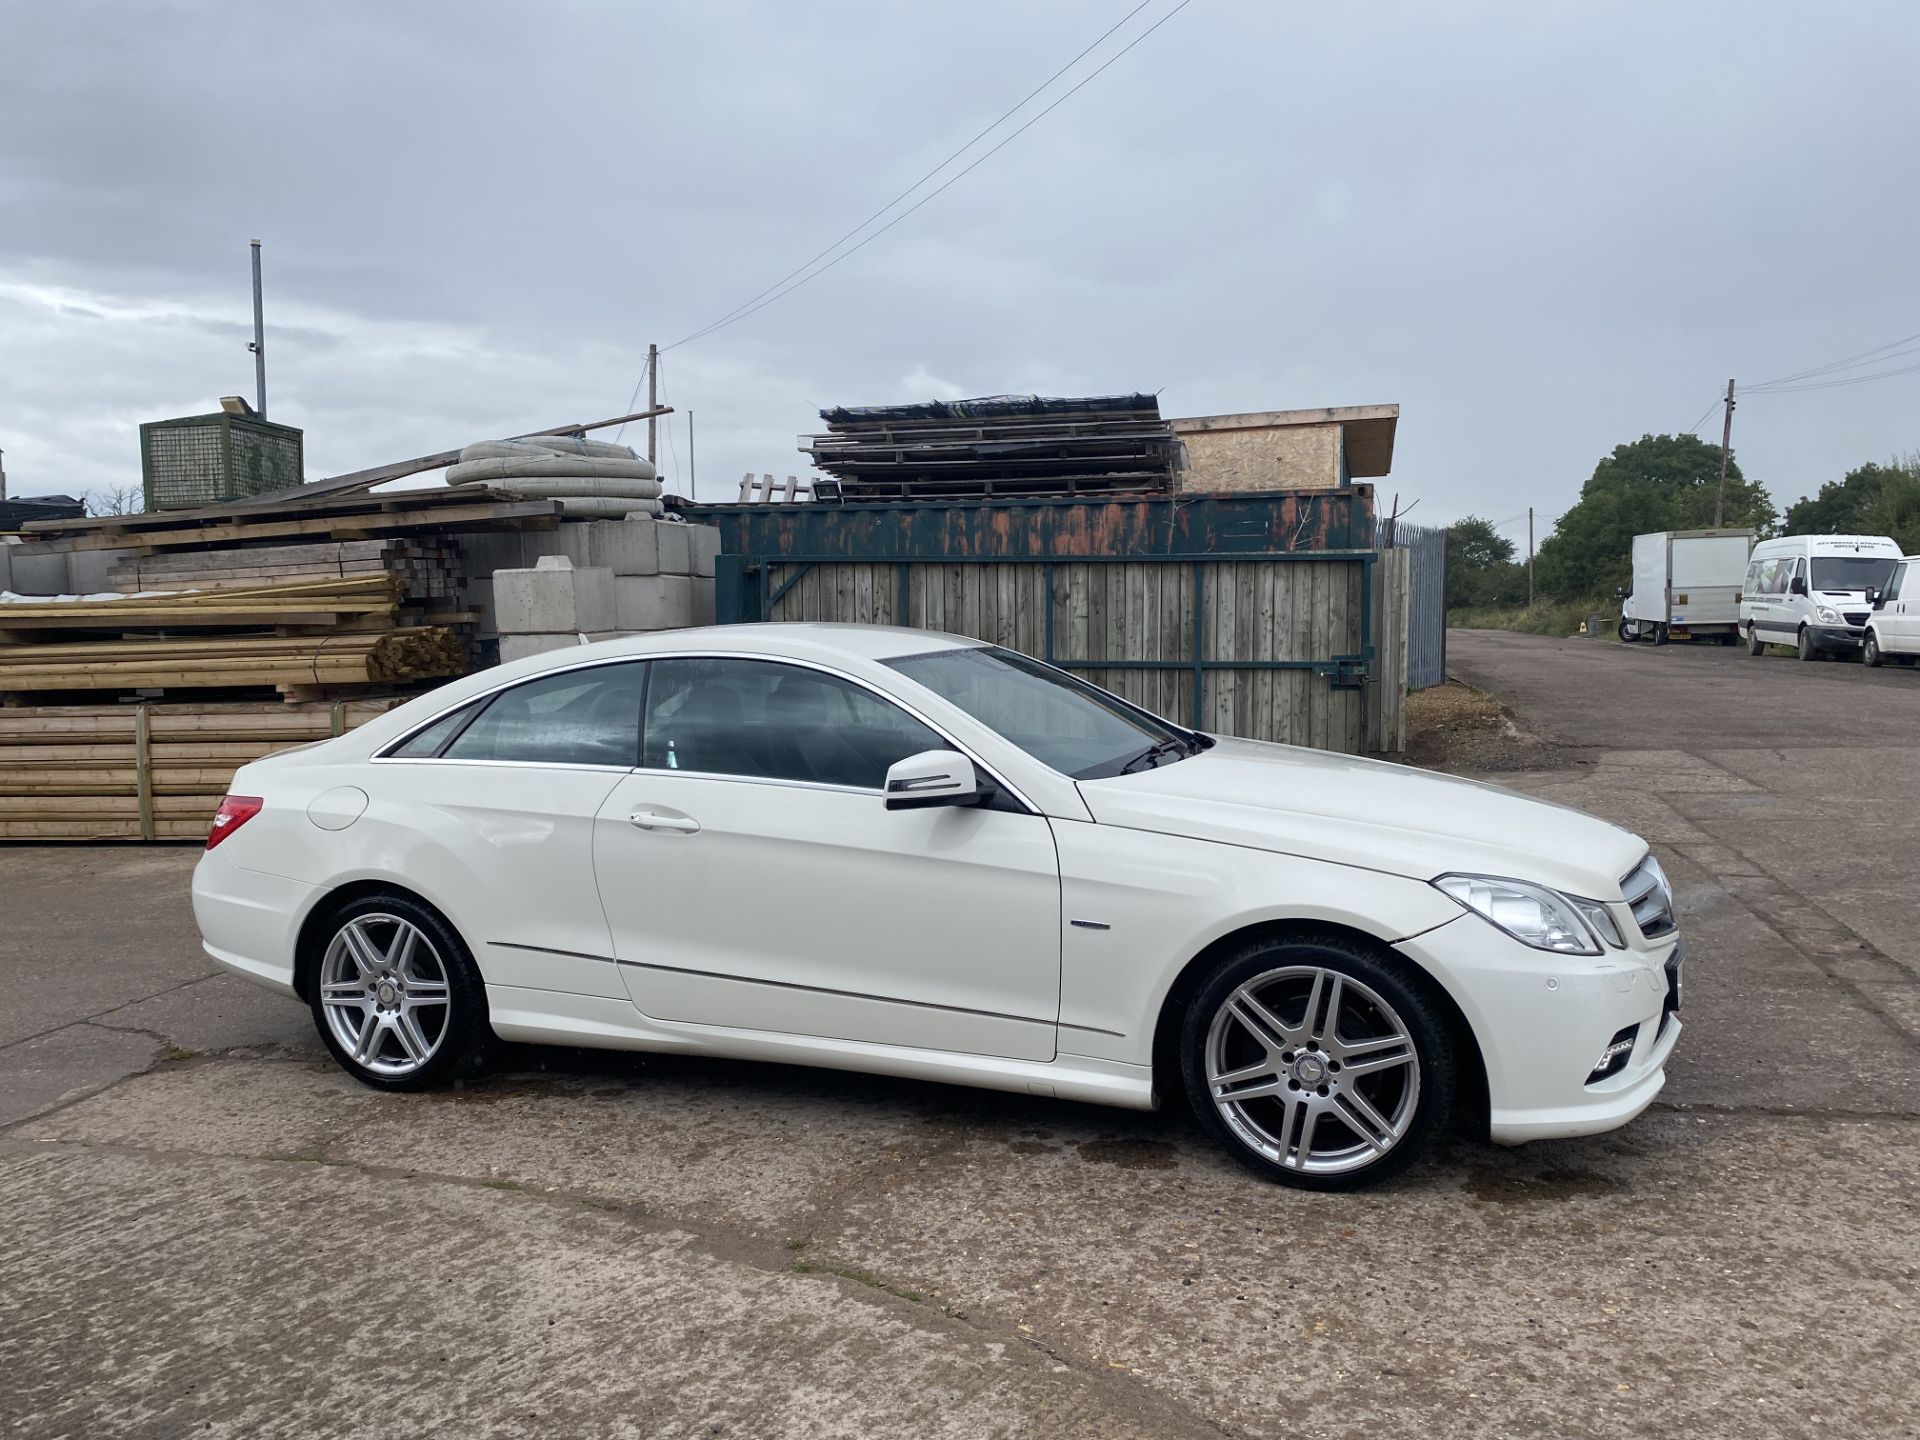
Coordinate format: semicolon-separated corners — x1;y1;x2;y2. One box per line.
4;630;1918;1438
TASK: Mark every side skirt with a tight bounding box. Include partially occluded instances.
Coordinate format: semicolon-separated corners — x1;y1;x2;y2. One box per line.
484;985;1156;1111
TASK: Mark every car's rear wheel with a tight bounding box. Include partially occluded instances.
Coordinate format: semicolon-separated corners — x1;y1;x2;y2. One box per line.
1864;630;1884;668
309;893;490;1091
1179;933;1454;1190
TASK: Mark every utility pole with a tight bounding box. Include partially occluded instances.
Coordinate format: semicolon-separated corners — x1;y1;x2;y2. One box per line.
0;447;8;502
646;343;659;467
249;240;267;417
687;410;695;500
1713;377;1736;527
1527;507;1535;608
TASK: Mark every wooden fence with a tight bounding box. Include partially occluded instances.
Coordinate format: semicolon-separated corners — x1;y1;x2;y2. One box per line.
756;555;1380;753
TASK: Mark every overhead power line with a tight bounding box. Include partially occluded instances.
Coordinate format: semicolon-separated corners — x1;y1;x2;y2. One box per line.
663;0;1161;355
1743;327;1920;393
614;0;1195;417
663;0;1196;355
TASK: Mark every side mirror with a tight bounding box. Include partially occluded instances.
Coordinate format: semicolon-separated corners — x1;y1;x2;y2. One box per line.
1614;587;1628;600
1789;576;1808;596
1869;588;1884;609
884;749;983;810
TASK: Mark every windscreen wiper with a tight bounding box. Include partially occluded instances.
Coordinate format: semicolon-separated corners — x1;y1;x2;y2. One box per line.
1119;737;1192;774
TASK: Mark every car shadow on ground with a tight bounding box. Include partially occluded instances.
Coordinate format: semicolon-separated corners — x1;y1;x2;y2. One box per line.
452;1039;1671;1203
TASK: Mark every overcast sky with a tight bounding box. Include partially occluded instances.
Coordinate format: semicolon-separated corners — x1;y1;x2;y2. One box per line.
5;0;1918;548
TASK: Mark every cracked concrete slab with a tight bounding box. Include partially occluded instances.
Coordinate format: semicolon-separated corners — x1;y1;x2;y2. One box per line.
0;1142;1213;1440
3;630;1919;1438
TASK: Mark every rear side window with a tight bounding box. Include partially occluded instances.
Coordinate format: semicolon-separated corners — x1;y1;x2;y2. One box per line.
1887;564;1908;602
442;663;648;767
641;656;941;789
388;700;484;758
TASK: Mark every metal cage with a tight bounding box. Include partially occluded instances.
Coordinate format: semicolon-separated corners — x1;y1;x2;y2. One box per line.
140;413;304;511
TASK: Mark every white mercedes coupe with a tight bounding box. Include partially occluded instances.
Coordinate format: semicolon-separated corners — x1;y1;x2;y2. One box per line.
194;624;1683;1189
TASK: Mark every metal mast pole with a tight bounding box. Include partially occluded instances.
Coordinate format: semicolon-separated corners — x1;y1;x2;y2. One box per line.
687;410;695;500
250;240;267;417
646;343;659;467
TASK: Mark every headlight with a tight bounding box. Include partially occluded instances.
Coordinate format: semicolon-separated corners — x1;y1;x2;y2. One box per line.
1816;606;1840;624
1433;874;1614;955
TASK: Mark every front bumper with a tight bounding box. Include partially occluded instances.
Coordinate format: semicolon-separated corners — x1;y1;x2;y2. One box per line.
1398;918;1682;1145
1808;624;1865;652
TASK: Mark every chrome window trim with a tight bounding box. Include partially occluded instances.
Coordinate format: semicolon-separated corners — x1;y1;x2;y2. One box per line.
372;648;1039;814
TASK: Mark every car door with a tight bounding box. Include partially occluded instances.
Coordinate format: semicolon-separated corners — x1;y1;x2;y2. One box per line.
592;654;1062;1062
371;660;648;1000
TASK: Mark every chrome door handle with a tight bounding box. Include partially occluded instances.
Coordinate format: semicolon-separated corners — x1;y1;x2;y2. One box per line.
628;809;700;833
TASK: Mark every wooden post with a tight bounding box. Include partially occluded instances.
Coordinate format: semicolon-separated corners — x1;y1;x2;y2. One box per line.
1527;507;1535;608
1714;378;1736;527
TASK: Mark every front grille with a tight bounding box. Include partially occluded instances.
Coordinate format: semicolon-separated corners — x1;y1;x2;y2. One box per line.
1621;856;1676;939
1844;611;1870;627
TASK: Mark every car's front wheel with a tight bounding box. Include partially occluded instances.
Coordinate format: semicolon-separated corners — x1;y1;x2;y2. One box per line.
309;893;490;1091
1864;630;1884;668
1180;933;1454;1190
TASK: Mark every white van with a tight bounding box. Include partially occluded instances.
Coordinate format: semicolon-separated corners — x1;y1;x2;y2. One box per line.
1740;534;1904;660
1863;556;1920;667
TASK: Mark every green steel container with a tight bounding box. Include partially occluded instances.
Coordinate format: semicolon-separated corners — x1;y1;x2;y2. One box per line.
140;412;304;511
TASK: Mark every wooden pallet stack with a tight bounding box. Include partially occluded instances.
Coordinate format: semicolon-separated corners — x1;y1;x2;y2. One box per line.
0;700;397;839
803;393;1184;500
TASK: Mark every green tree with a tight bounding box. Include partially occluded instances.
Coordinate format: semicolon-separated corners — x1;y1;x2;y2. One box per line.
1533;434;1777;599
1786;456;1920;552
1445;516;1527;608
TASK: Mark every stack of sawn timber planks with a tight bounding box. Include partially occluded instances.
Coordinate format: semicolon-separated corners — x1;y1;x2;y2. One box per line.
107;537;464;608
0;575;464;698
0;700;397;840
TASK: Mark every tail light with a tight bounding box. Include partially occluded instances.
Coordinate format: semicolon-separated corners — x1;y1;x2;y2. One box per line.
207;795;264;850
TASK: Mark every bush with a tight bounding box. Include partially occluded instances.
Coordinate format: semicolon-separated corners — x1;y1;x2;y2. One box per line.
1447;599;1611;637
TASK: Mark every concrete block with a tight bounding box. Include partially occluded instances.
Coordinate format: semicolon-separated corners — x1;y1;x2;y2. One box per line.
498;632;622;665
584;516;661;576
452;529;530;580
8;549;71;596
527;522;595;570
67;548;133;596
690;577;717;627
492;559;616;634
688;525;721;578
614;573;694;632
657;523;692;576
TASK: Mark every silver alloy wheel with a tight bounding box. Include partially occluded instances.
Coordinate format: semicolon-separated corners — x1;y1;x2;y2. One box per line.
1203;965;1421;1176
318;913;452;1077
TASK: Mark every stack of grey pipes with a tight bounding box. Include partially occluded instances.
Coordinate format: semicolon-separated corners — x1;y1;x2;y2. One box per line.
447;436;662;518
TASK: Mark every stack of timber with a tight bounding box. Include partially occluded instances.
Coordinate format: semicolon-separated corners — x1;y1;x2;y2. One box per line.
23;483;563;554
0;700;397;840
0;577;464;701
108;538;465;610
803;393;1184;500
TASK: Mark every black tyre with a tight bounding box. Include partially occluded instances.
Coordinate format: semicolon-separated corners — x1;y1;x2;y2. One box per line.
1747;624;1766;656
1179;932;1455;1191
307;891;492;1092
1616;619;1634;643
1864;630;1884;668
1797;626;1817;662
1653;623;1669;646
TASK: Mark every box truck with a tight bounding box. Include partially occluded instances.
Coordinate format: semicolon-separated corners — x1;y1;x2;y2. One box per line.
1617;529;1755;644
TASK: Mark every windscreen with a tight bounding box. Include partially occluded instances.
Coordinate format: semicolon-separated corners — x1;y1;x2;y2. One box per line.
1810;556;1897;592
887;645;1187;780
